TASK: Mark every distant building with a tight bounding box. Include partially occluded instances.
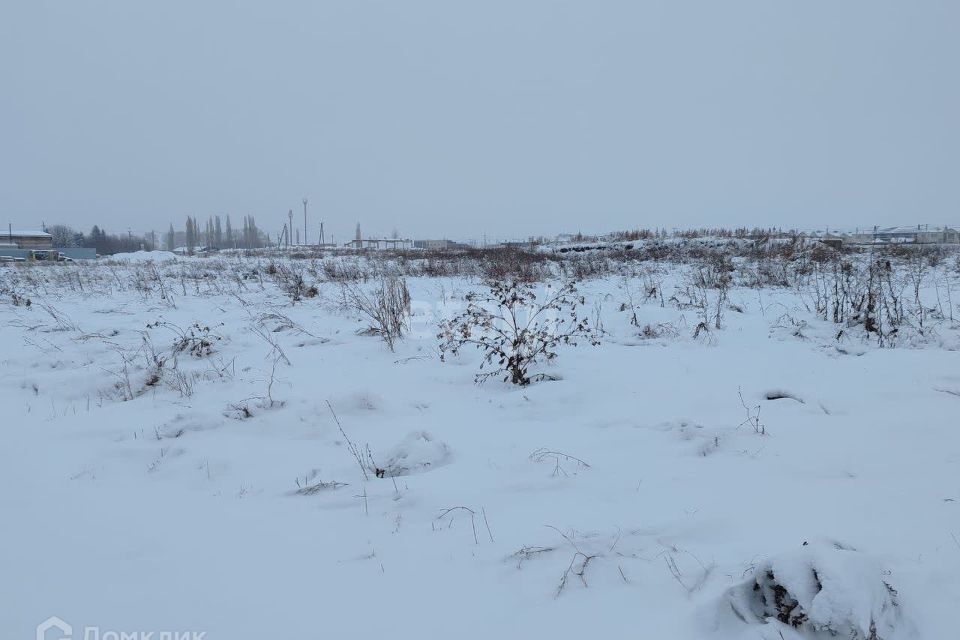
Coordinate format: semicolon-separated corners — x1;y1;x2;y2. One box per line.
413;239;470;250
1;230;53;250
413;239;452;250
846;225;960;246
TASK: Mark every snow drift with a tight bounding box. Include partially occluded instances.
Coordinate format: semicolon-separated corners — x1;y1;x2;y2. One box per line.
724;542;908;639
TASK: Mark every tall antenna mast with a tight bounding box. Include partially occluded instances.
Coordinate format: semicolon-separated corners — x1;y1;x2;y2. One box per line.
303;198;308;246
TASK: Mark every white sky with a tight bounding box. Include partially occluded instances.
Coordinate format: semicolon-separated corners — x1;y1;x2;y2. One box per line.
1;1;958;241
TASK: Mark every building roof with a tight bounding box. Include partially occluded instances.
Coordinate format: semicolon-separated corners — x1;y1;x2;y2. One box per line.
873;225;956;235
5;230;52;238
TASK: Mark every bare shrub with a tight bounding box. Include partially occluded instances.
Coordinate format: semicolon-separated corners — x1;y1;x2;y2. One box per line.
638;321;681;340
270;262;319;302
342;276;411;351
666;256;734;338
146;320;223;358
37;301;80;332
438;279;599;386
480;247;553;282
805;250;936;347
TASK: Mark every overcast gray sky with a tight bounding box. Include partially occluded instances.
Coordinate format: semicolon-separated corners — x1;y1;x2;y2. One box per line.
2;1;958;241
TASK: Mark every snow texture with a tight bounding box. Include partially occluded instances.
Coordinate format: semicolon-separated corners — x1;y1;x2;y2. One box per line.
2;253;958;639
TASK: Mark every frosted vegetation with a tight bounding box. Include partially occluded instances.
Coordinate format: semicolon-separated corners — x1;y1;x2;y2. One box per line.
3;238;959;639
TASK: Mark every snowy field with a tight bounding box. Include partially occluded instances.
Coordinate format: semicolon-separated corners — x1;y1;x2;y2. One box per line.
3;249;960;639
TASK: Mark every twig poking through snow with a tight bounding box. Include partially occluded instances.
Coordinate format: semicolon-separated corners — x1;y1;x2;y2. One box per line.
437;506;479;545
660;546;713;595
546;525;599;597
529;448;591;477
509;545;557;569
481;507;495;542
294;476;348;495
737;387;768;435
326;400;369;481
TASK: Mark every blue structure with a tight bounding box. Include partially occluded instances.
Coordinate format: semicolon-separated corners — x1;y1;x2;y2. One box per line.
0;247;97;261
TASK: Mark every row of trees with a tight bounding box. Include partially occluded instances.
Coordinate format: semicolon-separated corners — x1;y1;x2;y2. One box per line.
166;215;268;252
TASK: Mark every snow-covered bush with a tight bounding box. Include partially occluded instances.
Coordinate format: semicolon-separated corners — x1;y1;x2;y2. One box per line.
438;279;599;386
8;289;31;307
725;542;906;639
269;262;318;302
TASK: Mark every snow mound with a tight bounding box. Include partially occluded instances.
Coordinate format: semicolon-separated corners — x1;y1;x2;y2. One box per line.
331;391;381;413
110;250;178;263
376;430;451;477
156;413;224;439
725;542;906;639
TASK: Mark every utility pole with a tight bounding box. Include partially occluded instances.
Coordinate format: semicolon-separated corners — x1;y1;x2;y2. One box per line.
302;198;308;246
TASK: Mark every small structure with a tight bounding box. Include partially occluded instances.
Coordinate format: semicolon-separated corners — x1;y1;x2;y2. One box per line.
1;229;53;249
807;230;847;249
818;234;845;249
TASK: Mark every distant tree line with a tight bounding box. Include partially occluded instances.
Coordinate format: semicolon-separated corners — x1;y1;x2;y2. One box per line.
46;224;153;255
43;215;270;256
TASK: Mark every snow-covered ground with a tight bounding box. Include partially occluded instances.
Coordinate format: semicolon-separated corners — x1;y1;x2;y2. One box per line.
2;255;959;639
